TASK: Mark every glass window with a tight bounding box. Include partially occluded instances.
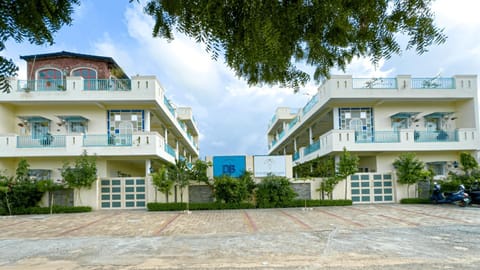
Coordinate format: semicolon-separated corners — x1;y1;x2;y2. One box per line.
38;69;62;90
68;121;86;133
73;68;97;90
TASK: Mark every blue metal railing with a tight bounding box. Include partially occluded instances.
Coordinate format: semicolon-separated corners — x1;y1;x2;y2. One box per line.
288;116;299;129
165;144;176;157
17;135;66;148
411;78;455;89
278;130;285;140
164;97;175;117
355;131;400;143
83;79;131;91
352;78;397;89
303;140;320;156
83;134;132;146
293;151;300;161
17;80;65;92
414;130;458;142
302;94;319;115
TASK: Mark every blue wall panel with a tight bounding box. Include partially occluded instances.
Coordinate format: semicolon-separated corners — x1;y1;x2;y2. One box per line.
213;156;246;178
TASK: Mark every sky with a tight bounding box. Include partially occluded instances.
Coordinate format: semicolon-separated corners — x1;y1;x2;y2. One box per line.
3;0;480;158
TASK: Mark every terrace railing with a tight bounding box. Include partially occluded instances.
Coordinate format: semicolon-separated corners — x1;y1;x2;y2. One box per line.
414;130;458;142
83;79;131;91
165;144;176;157
355;131;400;143
83;134;132;146
303;140;320;156
352;78;397;89
411;77;454;89
17;135;66;148
17;80;65;92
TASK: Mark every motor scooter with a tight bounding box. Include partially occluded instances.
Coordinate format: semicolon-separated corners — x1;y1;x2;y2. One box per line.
430;183;471;207
467;181;480;205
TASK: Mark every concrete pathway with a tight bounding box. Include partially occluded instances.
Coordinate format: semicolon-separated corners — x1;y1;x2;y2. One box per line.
1;204;479;269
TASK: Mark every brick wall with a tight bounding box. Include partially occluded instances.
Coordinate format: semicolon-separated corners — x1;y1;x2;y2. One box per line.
26;58;112;80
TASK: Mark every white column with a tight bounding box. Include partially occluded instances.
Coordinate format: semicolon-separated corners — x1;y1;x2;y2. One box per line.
175;140;179;160
309;127;313;144
145;159;152;176
294;137;297;151
333;108;340;129
144;110;151;132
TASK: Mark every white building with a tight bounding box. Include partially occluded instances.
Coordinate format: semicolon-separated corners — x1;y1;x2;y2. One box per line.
0;51;200;209
267;75;479;203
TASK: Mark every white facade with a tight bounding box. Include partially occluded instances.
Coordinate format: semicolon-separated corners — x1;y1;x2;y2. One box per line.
0;52;200;209
267;75;480;202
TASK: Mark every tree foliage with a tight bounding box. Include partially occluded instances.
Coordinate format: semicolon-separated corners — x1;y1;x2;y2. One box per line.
338;147;359;199
0;0;79;93
213;174;250;204
151;165;175;202
61;151;97;189
143;0;446;91
393;152;424;198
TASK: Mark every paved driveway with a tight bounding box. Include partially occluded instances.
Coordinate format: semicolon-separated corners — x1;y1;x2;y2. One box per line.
0;204;479;269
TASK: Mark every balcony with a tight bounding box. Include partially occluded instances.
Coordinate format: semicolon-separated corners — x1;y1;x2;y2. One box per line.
291;128;477;164
1;132;176;161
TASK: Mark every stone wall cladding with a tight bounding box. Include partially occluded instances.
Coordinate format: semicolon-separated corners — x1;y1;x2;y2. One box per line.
189;185;214;203
292;182;311;200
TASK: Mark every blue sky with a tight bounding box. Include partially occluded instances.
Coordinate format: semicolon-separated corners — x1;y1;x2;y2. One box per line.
3;0;480;158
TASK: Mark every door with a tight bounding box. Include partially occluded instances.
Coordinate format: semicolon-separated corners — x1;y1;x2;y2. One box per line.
350;174;394;203
100;178;146;209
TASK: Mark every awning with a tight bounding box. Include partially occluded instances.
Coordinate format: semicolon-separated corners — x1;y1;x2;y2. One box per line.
423;112;453;119
390;112;419;119
57;116;89;122
18;116;51;122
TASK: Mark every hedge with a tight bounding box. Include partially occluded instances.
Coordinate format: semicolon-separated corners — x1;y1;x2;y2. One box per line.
147;199;351;211
400;198;431;204
0;206;92;215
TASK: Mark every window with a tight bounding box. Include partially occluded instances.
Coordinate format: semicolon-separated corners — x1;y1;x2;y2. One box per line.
28;170;52;181
72;68;97;90
37;69;62;90
68;121;86;133
427;162;446;176
32;121;49;139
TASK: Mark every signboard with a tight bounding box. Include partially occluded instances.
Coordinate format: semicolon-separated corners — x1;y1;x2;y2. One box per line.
254;155;287;177
213;156;246;178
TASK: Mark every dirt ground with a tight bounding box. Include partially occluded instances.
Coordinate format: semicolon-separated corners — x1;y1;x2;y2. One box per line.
0;204;479;269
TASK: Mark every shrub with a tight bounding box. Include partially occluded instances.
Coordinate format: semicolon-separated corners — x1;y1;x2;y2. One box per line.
400;198;431;204
213;175;250;204
147;202;255;211
255;175;296;208
0;206;92;215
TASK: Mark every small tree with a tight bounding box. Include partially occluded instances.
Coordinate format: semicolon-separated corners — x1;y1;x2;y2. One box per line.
189;159;213;187
338;147;359;200
37;179;64;214
15;159;30;182
61;150;97;204
151;165;174;203
460;152;478;177
393;153;424;198
173;159;190;203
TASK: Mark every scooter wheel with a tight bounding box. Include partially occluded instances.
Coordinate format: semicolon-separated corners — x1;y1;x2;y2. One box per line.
459;201;466;207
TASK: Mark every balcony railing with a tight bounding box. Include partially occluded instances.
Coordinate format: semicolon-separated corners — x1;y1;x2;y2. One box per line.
164;97;175;117
303;140;320;156
355;131;400;143
302;94;319;115
17;80;65;92
17;135;66;148
411;78;454;89
288;116;299;129
414;130;458;142
165;144;176;157
83;134;132;146
353;78;397;89
83;79;131;91
293;151;300;161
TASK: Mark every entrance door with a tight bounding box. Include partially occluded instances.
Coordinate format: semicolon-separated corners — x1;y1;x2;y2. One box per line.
100;178;146;209
350;174;394;203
